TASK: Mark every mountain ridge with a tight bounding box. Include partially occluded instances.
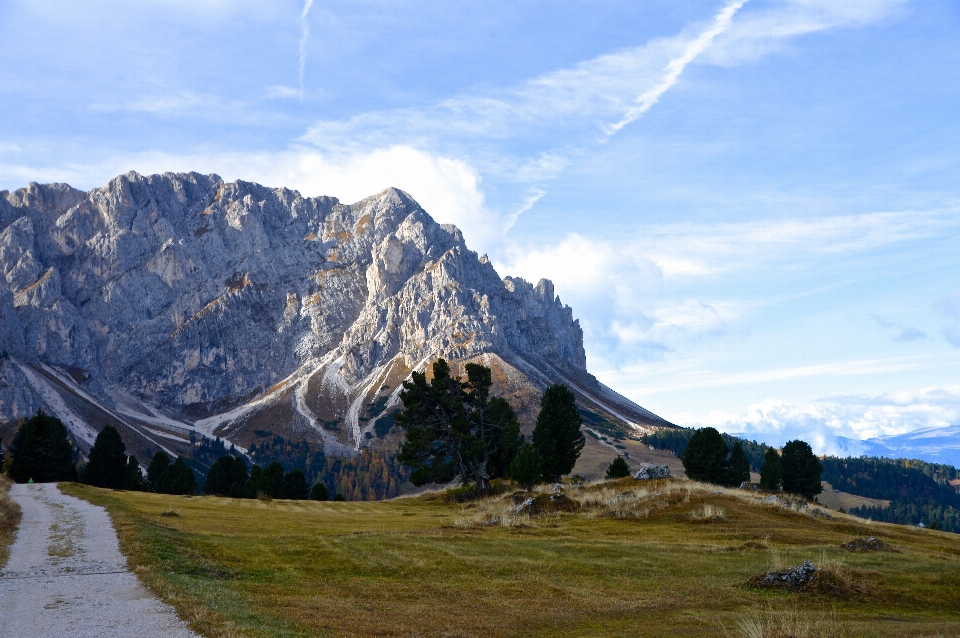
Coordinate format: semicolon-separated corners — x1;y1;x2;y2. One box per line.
0;171;670;464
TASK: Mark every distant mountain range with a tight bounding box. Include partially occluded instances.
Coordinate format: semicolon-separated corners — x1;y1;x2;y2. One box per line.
831;425;960;468
0;172;669;463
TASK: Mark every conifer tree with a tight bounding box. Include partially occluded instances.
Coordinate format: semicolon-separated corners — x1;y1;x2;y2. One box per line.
205;455;249;497
605;456;631;480
397;359;524;489
725;442;751;487
681;427;728;484
146;451;171;492
781;440;823;499
759;447;783;491
310;481;329;501
531;384;585;482
156;457;197;495
125;456;145;491
82;425;128;489
280;469;309;500
510;444;543;489
9;410;77;483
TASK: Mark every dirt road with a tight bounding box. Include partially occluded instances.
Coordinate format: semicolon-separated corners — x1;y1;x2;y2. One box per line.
0;483;199;638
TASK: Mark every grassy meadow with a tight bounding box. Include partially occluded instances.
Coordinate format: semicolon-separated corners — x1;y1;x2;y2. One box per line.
61;479;960;638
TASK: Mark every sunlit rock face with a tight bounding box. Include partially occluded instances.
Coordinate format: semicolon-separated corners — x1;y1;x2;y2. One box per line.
0;172;666;460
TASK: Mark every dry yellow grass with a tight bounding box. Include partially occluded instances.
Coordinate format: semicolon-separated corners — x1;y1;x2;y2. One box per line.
0;474;22;568
61;478;960;637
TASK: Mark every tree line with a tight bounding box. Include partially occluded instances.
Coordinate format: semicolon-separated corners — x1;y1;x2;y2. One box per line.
677;426;823;498
822;456;960;532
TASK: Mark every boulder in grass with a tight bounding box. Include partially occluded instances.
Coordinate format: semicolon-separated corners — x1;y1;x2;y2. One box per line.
634;464;671;480
761;561;817;588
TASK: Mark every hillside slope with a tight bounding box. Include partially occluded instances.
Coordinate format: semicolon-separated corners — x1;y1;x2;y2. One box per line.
0;172;669;462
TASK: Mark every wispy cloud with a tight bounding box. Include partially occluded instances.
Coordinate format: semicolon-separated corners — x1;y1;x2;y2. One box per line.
504;188;546;232
872;315;927;343
298;0;315;98
302;1;748;154
607;0;747;134
704;0;907;66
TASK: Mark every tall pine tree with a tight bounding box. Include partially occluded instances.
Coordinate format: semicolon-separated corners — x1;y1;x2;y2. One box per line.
725;442;751;487
759;447;783;491
82;425;128;489
531;384;585;482
681;427;729;485
781;440;823;499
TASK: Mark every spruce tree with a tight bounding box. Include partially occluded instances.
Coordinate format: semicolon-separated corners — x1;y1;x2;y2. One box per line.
124;456;145;491
155;457;197;495
9;410;77;483
263;461;285;498
605;456;631;480
531;384;585;482
310;481;329;501
759;447;783;491
681;427;728;484
280;469;309;500
509;444;543;489
781;440;823;499
82;425;128;489
725;442;751;487
205;455;248;497
146;451;171;492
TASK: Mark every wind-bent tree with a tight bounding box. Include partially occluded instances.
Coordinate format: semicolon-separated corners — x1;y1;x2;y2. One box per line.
9;410;77;483
82;425;128;489
396;359;523;490
605;456;631;480
759;447;783;491
681;427;729;484
531;384;585;482
725;442;751;487
781;440;823;499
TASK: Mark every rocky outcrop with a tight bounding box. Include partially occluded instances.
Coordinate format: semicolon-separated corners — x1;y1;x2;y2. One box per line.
0;172;669;460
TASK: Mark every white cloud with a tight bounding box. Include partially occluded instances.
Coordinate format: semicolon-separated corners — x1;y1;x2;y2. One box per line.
703;0;907;66
301;2;746;155
298;0;315;98
680;385;960;455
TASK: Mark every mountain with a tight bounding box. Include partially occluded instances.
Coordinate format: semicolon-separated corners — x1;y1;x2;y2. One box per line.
0;172;669;464
832;425;960;468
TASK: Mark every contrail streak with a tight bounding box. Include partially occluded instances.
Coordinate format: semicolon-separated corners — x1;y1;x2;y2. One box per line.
298;0;315;99
607;0;748;134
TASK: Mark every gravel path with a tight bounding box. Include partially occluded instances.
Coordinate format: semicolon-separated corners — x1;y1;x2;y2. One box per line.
0;483;200;638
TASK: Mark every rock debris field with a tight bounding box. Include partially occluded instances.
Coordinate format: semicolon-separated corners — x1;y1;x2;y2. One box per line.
0;483;199;638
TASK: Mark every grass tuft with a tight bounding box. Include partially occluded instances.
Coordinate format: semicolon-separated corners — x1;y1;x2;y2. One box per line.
0;474;22;568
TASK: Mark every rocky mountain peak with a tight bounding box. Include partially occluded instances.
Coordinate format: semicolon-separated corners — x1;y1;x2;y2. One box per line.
0;172;667;462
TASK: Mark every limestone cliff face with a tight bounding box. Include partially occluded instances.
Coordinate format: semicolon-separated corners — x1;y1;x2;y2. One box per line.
0;172;666;460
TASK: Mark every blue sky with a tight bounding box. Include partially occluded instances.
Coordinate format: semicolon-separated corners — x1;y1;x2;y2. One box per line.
2;0;959;453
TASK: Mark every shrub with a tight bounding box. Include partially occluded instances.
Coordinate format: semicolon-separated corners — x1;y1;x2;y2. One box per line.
605;456;630;480
510;444;543;489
